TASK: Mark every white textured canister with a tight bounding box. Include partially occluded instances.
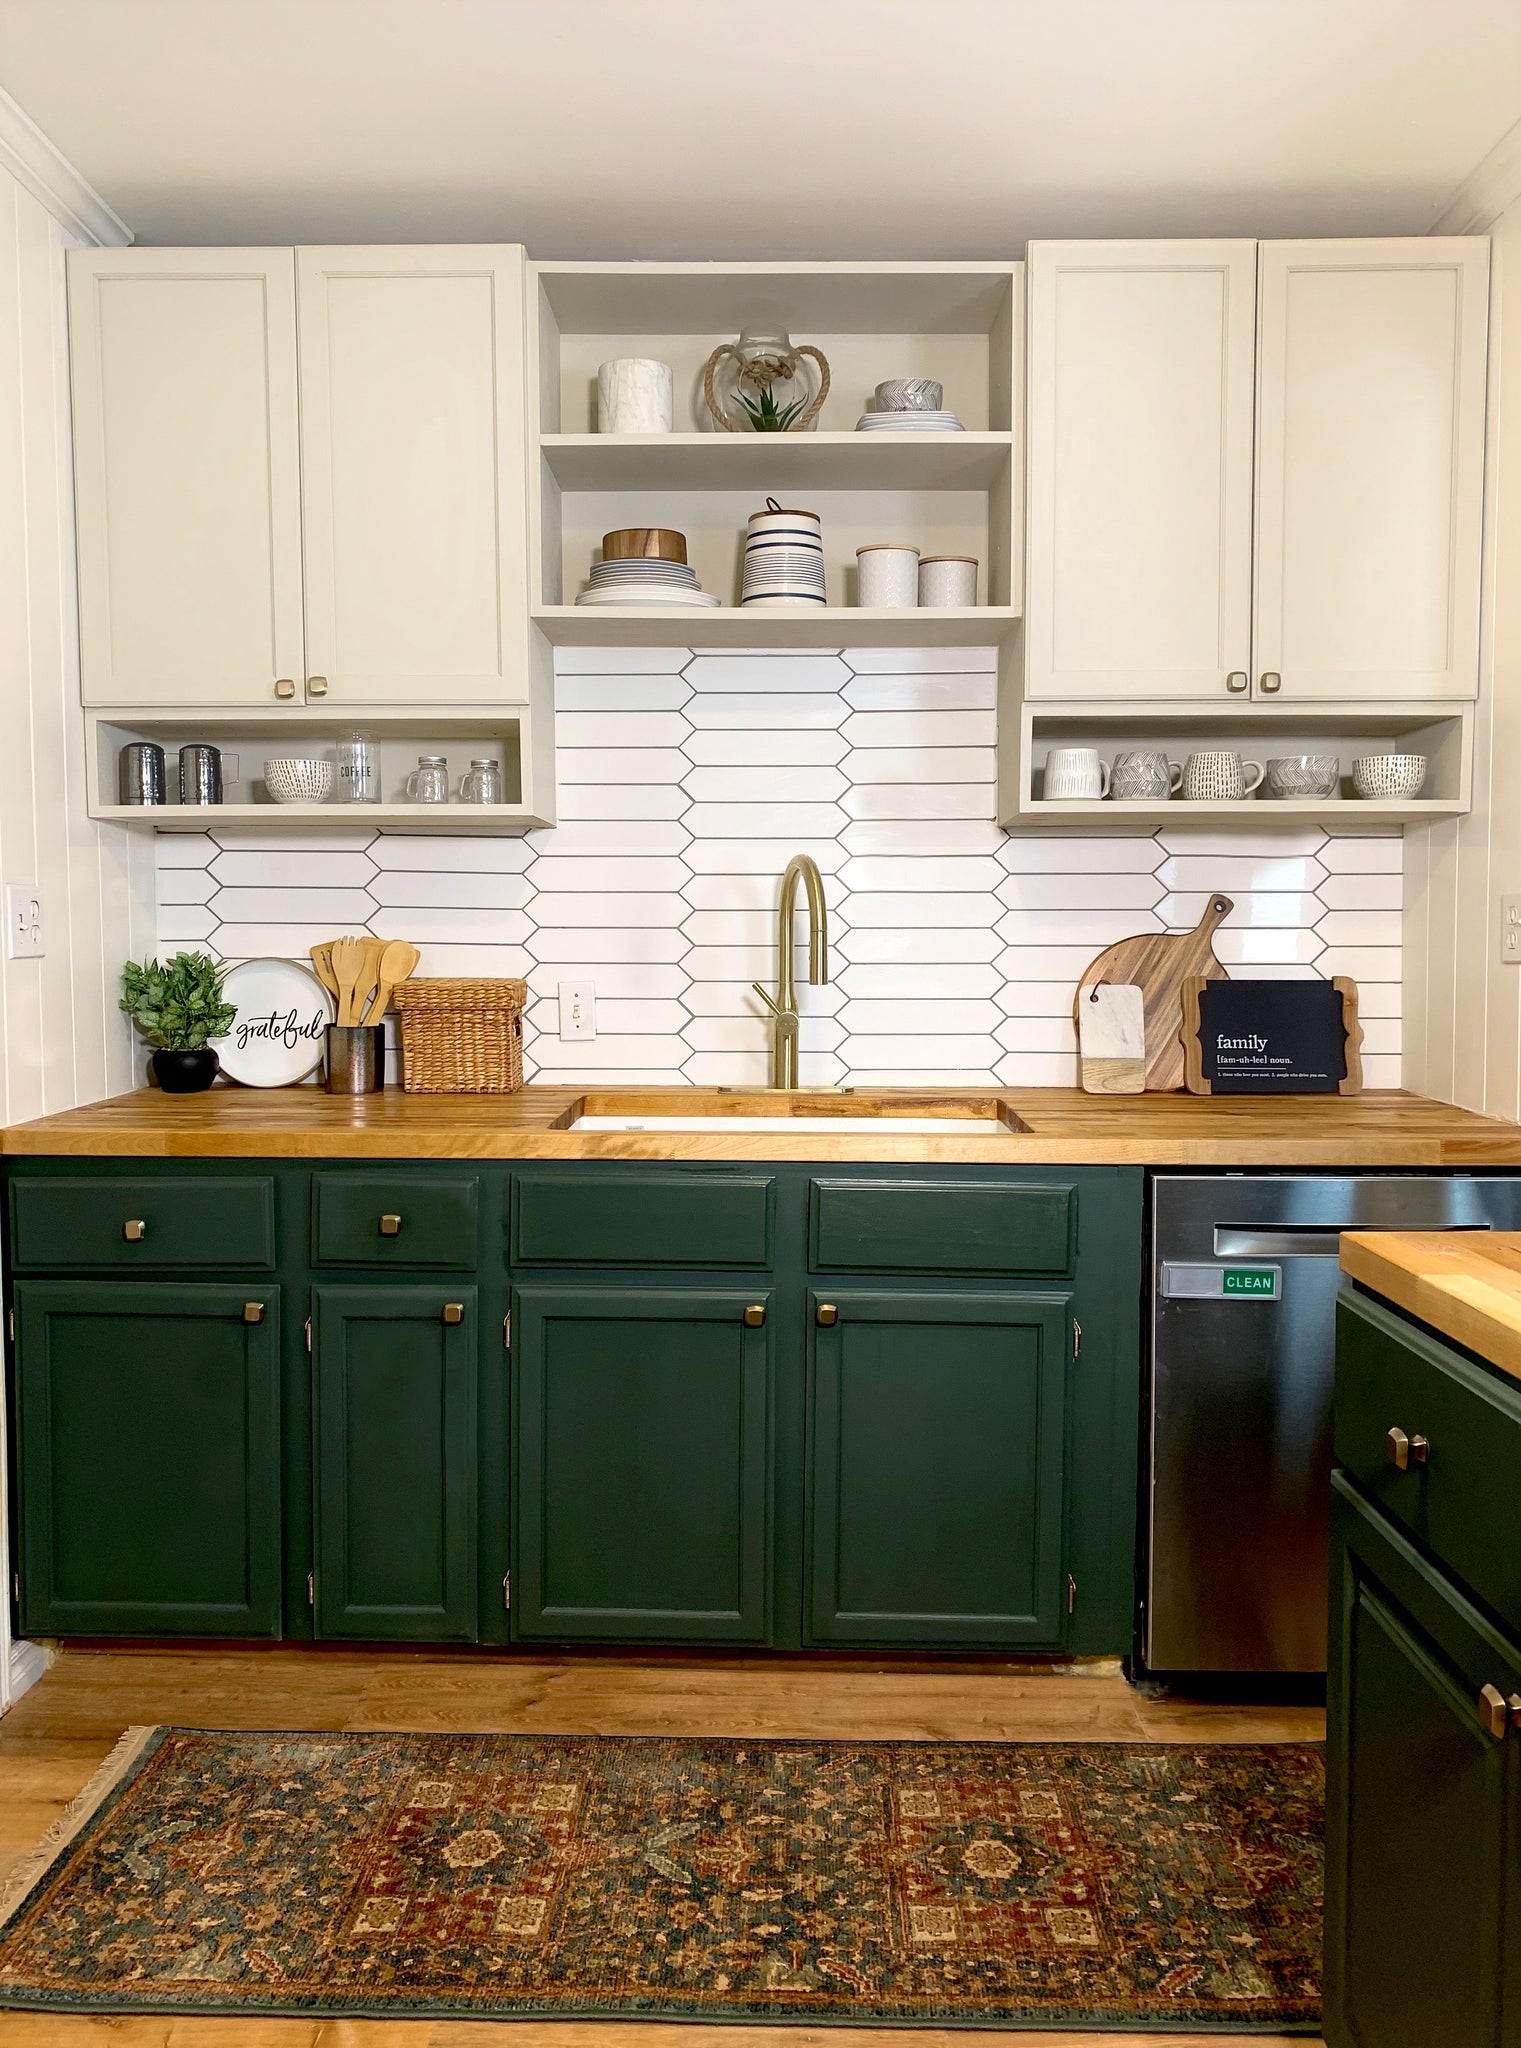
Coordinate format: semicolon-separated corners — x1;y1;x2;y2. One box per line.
918;555;978;607
856;544;919;608
597;358;674;434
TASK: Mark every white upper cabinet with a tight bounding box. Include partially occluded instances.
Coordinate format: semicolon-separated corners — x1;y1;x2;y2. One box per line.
69;249;305;708
1024;240;1258;702
296;247;528;705
1252;238;1489;702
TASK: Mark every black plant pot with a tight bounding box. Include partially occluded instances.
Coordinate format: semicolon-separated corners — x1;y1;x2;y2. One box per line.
150;1048;220;1094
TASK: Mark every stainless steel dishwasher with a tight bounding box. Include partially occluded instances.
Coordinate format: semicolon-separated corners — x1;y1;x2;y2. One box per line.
1145;1171;1521;1676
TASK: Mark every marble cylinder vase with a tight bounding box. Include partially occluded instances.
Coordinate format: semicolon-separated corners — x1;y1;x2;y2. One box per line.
598;358;674;434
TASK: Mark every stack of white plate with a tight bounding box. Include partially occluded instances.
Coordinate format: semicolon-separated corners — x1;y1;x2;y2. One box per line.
855;410;965;432
576;559;721;607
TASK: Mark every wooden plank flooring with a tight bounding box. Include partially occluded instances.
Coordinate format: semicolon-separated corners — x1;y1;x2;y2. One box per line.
0;1645;1326;2047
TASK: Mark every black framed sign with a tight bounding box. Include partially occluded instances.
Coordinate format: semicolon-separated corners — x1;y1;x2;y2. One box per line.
1182;976;1363;1096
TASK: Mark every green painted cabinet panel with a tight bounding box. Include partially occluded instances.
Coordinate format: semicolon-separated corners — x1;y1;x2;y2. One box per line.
312;1285;478;1641
1325;1475;1521;2048
312;1172;479;1269
512;1171;774;1268
807;1290;1071;1645
513;1286;771;1641
809;1179;1076;1278
14;1279;282;1636
10;1174;275;1271
1336;1289;1521;1624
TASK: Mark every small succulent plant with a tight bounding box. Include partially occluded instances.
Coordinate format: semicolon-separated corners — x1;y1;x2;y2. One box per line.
736;381;809;432
120;951;236;1050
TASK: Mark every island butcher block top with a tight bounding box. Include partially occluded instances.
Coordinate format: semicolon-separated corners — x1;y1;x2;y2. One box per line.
1341;1229;1521;1384
3;1085;1519;1166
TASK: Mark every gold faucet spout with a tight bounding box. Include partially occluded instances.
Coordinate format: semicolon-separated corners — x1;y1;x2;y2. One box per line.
754;853;829;1089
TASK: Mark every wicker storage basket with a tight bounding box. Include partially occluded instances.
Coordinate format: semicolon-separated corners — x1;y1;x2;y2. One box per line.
390;978;528;1094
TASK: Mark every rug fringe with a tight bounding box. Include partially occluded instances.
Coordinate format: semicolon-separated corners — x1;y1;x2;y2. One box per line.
0;1725;159;1932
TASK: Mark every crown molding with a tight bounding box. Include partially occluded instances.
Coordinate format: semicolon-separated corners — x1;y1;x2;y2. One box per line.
0;86;130;246
1432;116;1521;235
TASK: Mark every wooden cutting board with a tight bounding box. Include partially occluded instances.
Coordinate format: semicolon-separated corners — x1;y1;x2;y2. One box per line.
1072;894;1234;1092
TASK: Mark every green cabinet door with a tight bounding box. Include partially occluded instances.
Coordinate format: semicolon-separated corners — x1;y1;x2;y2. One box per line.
807;1290;1071;1646
14;1280;281;1636
512;1286;771;1643
1325;1474;1521;2048
311;1285;479;1641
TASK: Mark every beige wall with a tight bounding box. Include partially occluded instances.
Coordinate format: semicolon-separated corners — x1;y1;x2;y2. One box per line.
1405;184;1521;1115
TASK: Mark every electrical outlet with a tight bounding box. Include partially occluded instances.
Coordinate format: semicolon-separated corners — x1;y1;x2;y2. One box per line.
5;884;43;960
558;980;596;1041
1503;895;1521;965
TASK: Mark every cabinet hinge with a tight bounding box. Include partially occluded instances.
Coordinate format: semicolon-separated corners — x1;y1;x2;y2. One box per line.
503;1574;511;1611
1067;1574;1077;1615
503;1312;511;1351
307;1571;314;1607
304;1316;312;1354
1072;1319;1082;1359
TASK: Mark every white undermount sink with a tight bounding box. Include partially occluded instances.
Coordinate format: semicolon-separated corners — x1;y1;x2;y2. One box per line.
569;1113;1011;1134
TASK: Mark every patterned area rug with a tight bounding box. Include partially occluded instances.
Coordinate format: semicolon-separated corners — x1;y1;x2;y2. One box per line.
0;1727;1323;2030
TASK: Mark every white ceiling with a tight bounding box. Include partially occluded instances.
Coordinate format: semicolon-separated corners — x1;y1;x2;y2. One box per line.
2;0;1518;254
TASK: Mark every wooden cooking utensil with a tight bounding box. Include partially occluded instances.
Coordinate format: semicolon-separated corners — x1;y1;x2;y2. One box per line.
349;935;385;1027
367;939;420;1022
1073;894;1234;1092
329;935;365;1028
309;942;339;998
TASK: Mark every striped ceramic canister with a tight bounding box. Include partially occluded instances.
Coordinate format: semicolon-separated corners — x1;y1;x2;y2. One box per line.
741;497;826;606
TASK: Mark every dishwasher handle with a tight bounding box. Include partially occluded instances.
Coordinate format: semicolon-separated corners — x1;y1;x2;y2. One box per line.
1214;1223;1493;1260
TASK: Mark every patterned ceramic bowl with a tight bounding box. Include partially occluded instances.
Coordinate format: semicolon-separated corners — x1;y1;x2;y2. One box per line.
264;758;334;804
1352;753;1427;800
874;378;944;412
1264;755;1341;800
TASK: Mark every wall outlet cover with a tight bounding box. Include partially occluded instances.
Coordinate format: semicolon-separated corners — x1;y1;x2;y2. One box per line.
1503;895;1521;965
558;980;596;1041
5;883;43;960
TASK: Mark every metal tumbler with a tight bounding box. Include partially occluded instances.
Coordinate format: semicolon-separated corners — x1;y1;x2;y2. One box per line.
325;1024;386;1094
179;743;223;805
119;742;166;806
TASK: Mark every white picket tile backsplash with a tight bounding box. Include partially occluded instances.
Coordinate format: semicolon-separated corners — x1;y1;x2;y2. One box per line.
156;647;1405;1088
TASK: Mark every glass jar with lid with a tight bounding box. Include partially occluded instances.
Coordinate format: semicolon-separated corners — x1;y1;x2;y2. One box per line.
334;730;379;804
405;755;449;804
459;758;504;805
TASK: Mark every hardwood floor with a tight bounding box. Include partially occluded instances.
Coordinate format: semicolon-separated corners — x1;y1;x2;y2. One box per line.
0;1645;1326;2047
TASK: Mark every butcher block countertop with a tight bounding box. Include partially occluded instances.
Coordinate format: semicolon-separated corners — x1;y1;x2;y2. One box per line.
3;1085;1519;1165
1342;1230;1521;1384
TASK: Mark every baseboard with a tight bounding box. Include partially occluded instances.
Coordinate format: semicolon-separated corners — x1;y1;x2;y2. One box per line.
5;1638;50;1710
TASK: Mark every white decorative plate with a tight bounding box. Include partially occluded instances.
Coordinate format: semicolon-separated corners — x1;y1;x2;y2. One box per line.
211;957;333;1086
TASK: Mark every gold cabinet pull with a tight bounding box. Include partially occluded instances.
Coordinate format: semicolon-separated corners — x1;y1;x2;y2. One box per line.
1225;670;1249;693
442;1302;465;1325
243;1302;266;1324
274;677;296;700
1386;1427;1429;1471
379;1214;402;1236
307;674;329;697
816;1303;839;1327
1480;1683;1510;1738
743;1304;766;1328
122;1218;146;1242
1259;671;1282;693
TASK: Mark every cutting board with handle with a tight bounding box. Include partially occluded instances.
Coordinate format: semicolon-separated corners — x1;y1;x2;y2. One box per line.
1072;894;1234;1092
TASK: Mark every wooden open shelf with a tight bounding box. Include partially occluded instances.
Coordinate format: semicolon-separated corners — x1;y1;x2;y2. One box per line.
530;604;1015;649
538;432;1017;493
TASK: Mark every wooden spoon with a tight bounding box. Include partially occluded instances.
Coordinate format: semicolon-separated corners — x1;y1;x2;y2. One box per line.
367;938;420;1023
349;935;385;1028
329;934;365;1028
310;942;339;998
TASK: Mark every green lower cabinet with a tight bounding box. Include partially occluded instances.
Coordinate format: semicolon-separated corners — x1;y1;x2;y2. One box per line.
512;1286;771;1643
1325;1474;1521;2048
311;1285;479;1642
807;1290;1071;1646
14;1280;281;1636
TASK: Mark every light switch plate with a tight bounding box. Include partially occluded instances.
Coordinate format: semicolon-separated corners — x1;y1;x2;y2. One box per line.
558;980;596;1041
5;883;43;959
1503;895;1521;965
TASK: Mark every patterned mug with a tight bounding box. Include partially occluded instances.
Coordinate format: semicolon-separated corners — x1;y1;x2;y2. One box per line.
1111;750;1183;801
1182;751;1265;802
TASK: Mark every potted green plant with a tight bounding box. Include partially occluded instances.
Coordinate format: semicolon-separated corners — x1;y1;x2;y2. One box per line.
120;951;236;1093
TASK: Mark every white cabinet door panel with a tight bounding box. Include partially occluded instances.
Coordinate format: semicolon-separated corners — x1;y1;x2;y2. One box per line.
1025;240;1257;701
69;249;304;707
297;247;528;705
1253;238;1488;701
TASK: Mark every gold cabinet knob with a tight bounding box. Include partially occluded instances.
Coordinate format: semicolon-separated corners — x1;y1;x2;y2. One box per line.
1225;670;1249;693
442;1302;465;1325
308;674;329;697
243;1302;266;1324
743;1304;766;1328
122;1218;146;1242
1386;1427;1429;1471
816;1303;839;1327
1260;671;1283;693
1480;1683;1510;1738
274;677;296;700
379;1214;402;1236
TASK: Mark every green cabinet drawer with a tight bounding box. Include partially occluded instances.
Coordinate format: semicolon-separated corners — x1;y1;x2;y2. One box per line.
512;1170;774;1268
1337;1288;1521;1627
10;1174;275;1271
809;1178;1076;1277
312;1171;479;1268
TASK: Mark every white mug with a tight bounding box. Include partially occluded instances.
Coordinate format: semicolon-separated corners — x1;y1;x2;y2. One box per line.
1044;747;1110;801
1182;750;1265;802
